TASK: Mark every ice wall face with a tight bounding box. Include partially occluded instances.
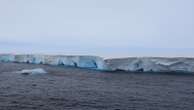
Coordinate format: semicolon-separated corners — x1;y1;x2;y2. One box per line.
0;54;106;70
105;57;194;73
43;55;107;70
1;54;194;73
14;55;45;64
0;54;15;62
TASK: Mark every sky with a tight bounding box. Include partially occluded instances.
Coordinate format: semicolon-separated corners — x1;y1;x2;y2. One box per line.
0;0;194;58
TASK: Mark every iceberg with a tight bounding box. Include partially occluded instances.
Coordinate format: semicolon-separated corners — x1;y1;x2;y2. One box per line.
50;55;107;70
0;54;15;62
1;54;194;73
105;57;194;73
15;68;47;75
0;54;107;70
14;55;45;64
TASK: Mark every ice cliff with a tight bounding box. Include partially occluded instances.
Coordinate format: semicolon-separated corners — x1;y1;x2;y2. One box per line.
0;54;15;62
0;54;194;73
0;54;106;70
105;57;194;73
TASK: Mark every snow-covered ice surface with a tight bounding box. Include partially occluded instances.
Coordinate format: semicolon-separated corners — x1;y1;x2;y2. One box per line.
105;57;194;73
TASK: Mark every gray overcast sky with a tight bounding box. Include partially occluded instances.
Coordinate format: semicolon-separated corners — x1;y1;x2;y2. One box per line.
0;0;194;57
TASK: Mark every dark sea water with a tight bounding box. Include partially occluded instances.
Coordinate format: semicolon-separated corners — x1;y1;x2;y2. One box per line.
0;62;194;110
